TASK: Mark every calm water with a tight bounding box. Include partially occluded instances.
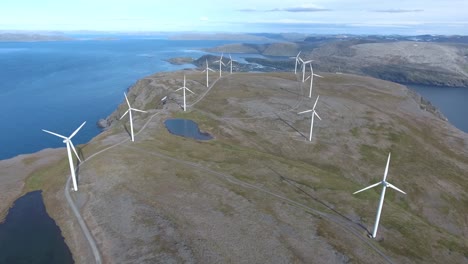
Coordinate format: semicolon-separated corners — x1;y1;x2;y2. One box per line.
0;191;73;263
408;84;468;133
165;119;213;140
0;38;237;159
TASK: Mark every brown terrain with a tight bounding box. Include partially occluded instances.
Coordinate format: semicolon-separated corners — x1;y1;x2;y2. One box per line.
1;70;467;263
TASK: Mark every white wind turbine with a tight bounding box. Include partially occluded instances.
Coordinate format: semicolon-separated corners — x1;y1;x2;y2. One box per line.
227;54;237;74
214;53;226;77
42;121;86;192
290;51;301;74
120;93;147;142
201;59;215;87
300;58;313;82
304;63;324;98
298;95;322;141
353;152;406;239
175;75;195;112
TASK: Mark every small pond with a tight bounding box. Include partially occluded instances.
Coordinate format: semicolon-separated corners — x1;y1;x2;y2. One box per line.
0;190;74;263
165;119;213;140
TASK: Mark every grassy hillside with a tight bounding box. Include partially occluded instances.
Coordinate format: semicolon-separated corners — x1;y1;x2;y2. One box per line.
21;71;468;263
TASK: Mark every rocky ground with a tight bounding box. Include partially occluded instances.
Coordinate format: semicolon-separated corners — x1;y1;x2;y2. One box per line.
1;71;467;263
203;39;468;87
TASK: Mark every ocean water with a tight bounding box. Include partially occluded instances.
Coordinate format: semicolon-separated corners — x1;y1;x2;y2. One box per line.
0;38;238;160
408;84;468;133
0;191;74;263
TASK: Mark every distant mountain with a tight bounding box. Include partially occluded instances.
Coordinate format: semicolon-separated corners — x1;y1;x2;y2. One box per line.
0;33;74;42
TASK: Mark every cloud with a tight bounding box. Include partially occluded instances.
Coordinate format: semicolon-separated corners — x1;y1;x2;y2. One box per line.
373;9;423;13
269;7;331;12
237;6;331;13
199;16;209;21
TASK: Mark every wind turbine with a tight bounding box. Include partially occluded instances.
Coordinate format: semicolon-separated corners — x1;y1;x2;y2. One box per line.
227;54;237;74
304;63;324;98
214;53;226;77
120;93;147;142
175;75;195;112
290;51;301;74
353;153;406;239
299;58;313;82
201;59;215;87
298;95;321;141
42;121;86;192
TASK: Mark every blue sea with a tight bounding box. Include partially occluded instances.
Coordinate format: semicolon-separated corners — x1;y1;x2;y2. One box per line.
0;37;244;160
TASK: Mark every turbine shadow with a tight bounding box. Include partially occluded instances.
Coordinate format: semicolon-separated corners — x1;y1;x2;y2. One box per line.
123;123;131;139
275;113;308;140
268;166;371;236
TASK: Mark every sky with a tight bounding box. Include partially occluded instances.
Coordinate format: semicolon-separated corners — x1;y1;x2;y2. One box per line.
1;0;467;35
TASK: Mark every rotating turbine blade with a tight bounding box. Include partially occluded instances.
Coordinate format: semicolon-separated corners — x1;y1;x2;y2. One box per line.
209;68;215;72
185;88;195;94
69;121;86;139
313;95;320;110
383;153;391;181
299;57;304;63
175;87;184;92
120;109;129;120
42;129;67;139
297;51;301;58
69;140;82;162
298;109;313;114
314;111;322;120
387;183;406;194
124;93;131;108
305;76;311;81
314;74;324;78
304;60;313;64
353;182;381;194
132;108;147;113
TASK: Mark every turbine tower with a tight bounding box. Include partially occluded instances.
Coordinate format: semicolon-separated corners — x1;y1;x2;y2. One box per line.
304;63;324;98
353;152;406;239
120;93;147;142
42;121;86;191
201;59;215;87
214;53;226;77
227;54;237;74
290;51;301;74
300;58;313;83
298;95;322;141
175;75;195;112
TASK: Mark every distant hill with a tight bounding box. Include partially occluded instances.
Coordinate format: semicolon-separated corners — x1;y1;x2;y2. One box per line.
0;33;74;42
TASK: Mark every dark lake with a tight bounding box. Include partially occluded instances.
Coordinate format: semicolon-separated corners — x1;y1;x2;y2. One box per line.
165;119;213;140
0;191;74;264
407;84;468;133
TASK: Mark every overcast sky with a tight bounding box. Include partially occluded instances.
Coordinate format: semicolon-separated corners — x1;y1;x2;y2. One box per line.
1;0;467;34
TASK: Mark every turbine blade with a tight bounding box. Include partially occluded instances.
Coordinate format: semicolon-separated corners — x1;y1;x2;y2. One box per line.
124;93;131;108
304;60;313;64
69;121;86;139
185;88;195;94
202;69;206;73
305;76;311;81
297;51;301;58
131;108;147;113
387;183;406;194
298;109;313;114
353;182;381;194
175;87;184;92
314;74;324;78
69;140;82;162
42;129;67;139
313;95;320;110
383;152;391;181
209;68;215;72
314;111;322;120
120;110;129;120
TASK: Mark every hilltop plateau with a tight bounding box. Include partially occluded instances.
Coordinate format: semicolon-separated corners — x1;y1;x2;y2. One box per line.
204;38;468;87
1;71;467;263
